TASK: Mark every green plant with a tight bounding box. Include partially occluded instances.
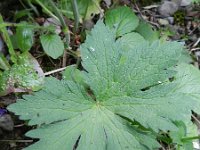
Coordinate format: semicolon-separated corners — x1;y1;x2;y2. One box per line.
0;15;45;96
192;0;200;3
8;7;200;150
169;121;199;150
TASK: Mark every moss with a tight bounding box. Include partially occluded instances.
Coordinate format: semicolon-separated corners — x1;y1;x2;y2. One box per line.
173;10;186;26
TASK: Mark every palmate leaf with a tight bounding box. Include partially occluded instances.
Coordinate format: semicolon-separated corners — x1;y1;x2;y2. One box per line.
8;21;200;150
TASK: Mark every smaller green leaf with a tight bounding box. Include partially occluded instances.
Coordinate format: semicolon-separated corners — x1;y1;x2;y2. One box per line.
62;65;87;87
169;121;195;150
40;34;64;59
136;21;159;42
170;121;186;144
105;6;139;37
14;9;32;21
16;23;34;52
0;52;44;96
117;32;146;51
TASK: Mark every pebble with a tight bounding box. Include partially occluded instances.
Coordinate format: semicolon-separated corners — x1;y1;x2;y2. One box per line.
158;18;169;25
167;17;175;24
158;1;179;17
83;20;94;30
103;0;111;7
0;114;14;131
180;0;192;6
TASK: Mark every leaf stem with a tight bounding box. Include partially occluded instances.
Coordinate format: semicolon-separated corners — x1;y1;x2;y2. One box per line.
0;22;55;31
181;135;200;141
0;55;10;70
27;0;40;17
0;15;17;63
71;0;79;32
47;0;70;48
34;0;59;21
47;0;71;67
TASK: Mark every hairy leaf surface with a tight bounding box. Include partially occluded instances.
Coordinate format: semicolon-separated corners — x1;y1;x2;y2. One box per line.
8;20;200;150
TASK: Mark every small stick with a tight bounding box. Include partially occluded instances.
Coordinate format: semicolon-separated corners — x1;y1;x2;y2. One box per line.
192;114;200;126
44;67;67;76
62;50;68;67
191;48;200;52
193;38;200;48
14;123;25;128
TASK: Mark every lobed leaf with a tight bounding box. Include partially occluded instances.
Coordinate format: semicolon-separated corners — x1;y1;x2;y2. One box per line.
8;7;200;150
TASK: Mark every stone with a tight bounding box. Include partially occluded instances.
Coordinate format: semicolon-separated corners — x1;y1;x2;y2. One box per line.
103;0;111;7
158;1;179;17
167;17;175;24
0;114;14;131
158;18;169;25
180;0;192;6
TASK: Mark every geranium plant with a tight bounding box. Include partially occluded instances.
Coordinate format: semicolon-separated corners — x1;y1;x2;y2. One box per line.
8;7;200;150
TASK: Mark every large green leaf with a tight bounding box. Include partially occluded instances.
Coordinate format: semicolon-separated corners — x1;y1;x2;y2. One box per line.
105;6;139;37
9;77;159;150
40;34;64;59
8;21;200;150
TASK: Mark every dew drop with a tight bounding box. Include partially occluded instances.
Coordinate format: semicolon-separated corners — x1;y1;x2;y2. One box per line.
89;47;95;52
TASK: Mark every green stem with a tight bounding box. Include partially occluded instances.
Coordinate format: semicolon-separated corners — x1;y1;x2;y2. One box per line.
59;9;73;16
47;0;70;48
34;0;59;21
71;0;79;32
0;55;10;70
0;22;55;31
48;0;66;28
0;15;17;63
82;1;89;22
181;135;200;141
27;0;40;16
19;0;35;22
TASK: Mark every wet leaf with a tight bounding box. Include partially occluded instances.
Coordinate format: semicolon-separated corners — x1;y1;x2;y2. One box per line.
0;52;44;96
16;23;34;52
